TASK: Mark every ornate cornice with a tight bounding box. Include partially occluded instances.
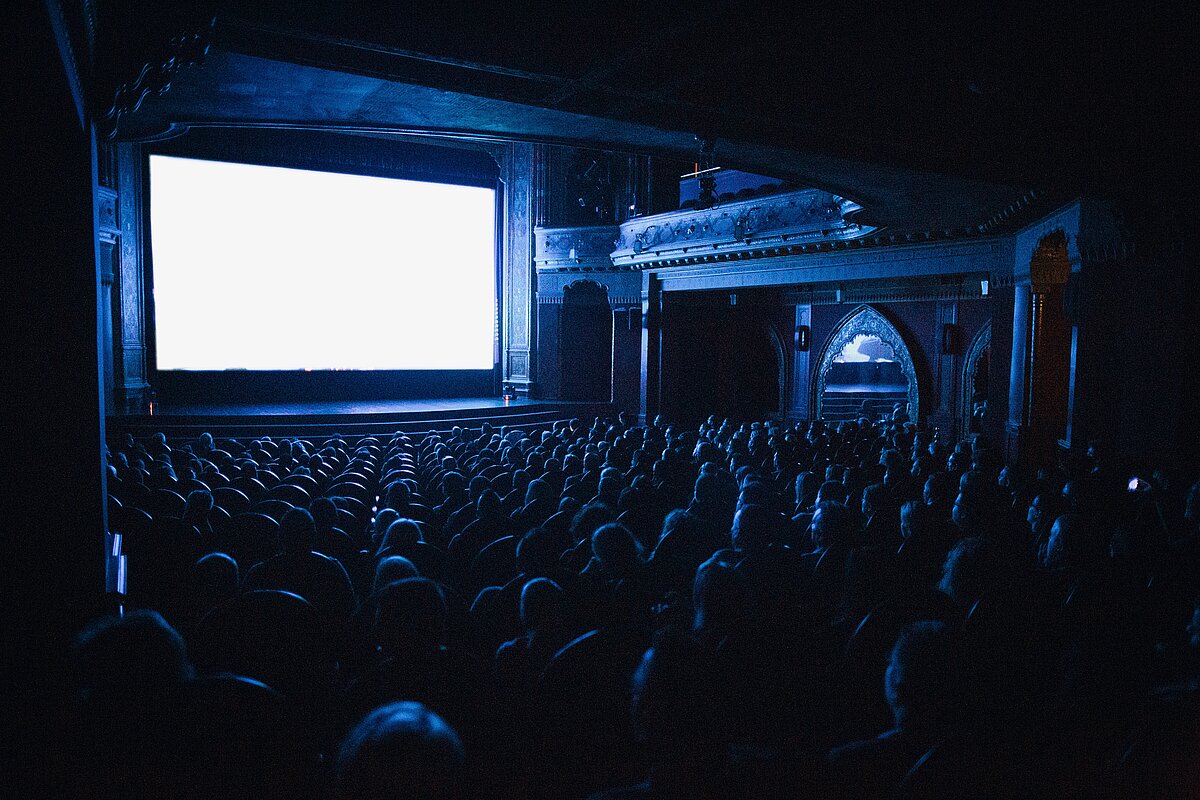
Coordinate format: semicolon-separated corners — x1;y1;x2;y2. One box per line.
611;189;875;268
534;225;622;271
977;190;1041;235
101;18;215;140
537;293;641;306
782;277;988;306
988;272;1016;290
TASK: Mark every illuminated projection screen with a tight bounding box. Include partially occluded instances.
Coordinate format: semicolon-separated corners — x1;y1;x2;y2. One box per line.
149;155;496;371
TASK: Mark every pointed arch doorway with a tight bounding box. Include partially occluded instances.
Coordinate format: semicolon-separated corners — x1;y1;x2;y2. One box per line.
813;305;920;422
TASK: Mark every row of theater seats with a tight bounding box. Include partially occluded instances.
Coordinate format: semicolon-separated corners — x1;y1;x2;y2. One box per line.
39;415;1200;799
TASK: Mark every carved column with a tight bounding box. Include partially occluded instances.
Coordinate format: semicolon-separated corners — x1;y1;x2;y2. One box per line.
1006;236;1072;473
1005;283;1031;466
535;295;561;400
533;144;549;228
639;271;663;423
502;142;536;396
115;143;150;412
932;297;959;437
96;185;119;411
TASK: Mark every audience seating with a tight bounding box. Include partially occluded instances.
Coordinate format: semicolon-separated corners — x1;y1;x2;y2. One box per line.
50;412;1200;799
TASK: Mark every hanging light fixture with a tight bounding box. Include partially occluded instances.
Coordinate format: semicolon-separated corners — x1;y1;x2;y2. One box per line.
680;136;720;209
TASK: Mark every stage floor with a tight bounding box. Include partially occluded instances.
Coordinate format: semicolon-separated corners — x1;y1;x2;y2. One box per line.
113;397;611;439
157;396;546;417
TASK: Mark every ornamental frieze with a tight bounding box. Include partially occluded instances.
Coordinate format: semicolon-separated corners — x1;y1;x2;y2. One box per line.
534;225;623;271
611;188;875;267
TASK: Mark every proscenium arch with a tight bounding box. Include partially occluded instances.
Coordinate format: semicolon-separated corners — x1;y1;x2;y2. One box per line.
961;321;992;436
813;305;920;422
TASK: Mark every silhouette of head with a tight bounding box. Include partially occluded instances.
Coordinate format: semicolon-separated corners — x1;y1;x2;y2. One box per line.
71;610;193;701
1042;512;1103;570
379;519;422;554
862;482;887;520
519;577;565;630
937;537;992;607
884;620;956;729
731;503;783;551
569;502;615;543
693;553;743;635
591;522;645;579
816;480;848;506
191;552;239;610
373;577;447;657
811;500;855;551
631;633;722;763
373;555;419;593
310;496;338;529
279;508;317;554
334;701;463;800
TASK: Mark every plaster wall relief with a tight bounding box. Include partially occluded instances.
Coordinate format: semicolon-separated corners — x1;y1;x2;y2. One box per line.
503;142;536;394
612;188;874;268
813;305;921;422
115;143;150;412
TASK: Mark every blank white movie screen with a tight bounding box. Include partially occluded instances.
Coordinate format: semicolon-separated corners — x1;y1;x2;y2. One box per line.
149;155;496;370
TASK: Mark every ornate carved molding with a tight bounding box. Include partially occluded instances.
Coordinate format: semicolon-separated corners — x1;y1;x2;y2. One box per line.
508;350;530;380
611;189;875;268
782;279;988;306
534;225;621;271
101;18;215;140
813;305;921;422
502;142;536;388
96;186;118;236
537;294;641;305
977;190;1041;235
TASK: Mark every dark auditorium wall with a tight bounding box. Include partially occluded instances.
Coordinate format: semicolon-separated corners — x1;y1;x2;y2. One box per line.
1072;244;1200;476
12;6;110;689
659;290;794;426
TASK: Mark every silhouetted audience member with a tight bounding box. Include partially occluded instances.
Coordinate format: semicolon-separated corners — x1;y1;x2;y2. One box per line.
65;416;1199;800
828;621;958;799
244;507;355;618
334;701;464;800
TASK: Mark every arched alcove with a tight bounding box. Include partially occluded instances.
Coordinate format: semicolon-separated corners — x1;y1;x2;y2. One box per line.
719;320;783;422
559;280;613;401
814;305;920;422
962;321;992;435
